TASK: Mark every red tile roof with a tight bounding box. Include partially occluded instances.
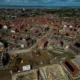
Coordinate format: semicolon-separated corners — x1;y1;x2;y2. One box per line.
0;14;61;30
38;37;48;48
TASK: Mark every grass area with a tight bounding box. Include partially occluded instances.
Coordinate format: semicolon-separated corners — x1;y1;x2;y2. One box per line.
63;52;75;59
48;50;75;59
76;35;80;42
48;50;58;57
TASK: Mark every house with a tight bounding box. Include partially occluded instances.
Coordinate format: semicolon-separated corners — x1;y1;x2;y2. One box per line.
11;30;15;34
20;44;25;48
38;37;48;49
3;25;8;29
73;55;80;69
69;45;79;55
22;65;31;71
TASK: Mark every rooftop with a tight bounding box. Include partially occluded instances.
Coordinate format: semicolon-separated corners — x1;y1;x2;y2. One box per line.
12;69;39;80
62;58;80;77
39;64;67;80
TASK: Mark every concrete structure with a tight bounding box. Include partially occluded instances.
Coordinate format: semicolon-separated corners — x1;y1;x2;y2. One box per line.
72;55;80;69
22;65;31;71
62;58;80;80
12;69;39;80
39;64;68;80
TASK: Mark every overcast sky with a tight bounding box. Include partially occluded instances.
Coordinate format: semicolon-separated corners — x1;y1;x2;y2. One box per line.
0;0;80;6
